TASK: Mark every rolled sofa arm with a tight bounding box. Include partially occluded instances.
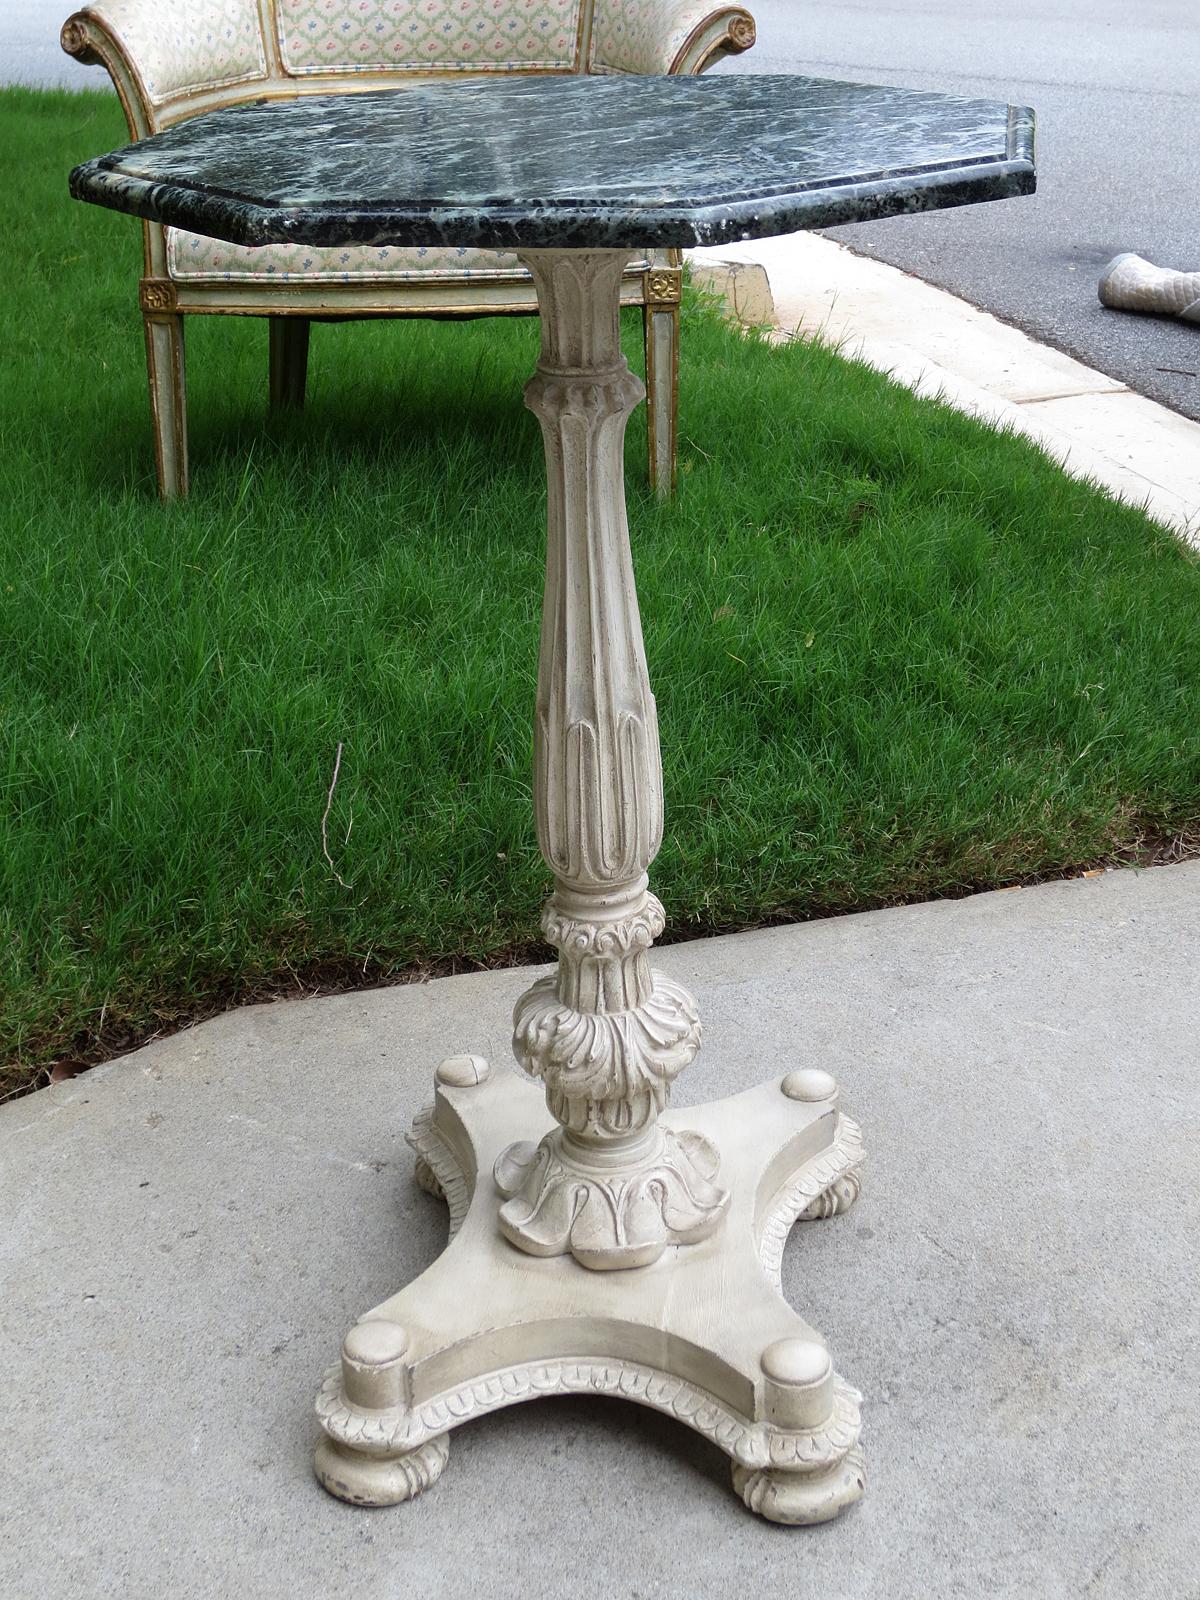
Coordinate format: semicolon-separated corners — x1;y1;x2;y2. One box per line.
61;0;266;132
590;2;756;76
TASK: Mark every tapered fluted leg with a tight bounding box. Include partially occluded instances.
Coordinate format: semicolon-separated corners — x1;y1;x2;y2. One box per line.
143;309;188;500
644;300;679;498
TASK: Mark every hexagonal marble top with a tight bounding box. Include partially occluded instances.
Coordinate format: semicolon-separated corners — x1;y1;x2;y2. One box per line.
69;74;1035;251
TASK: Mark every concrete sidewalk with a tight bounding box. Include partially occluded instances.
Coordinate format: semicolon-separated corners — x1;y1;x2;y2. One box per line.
3;863;1197;1599
690;236;1200;545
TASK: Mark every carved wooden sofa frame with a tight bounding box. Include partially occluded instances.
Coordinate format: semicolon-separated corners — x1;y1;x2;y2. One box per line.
62;1;757;499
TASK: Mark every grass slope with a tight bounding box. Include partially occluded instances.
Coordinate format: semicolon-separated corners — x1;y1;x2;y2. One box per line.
2;88;1199;1092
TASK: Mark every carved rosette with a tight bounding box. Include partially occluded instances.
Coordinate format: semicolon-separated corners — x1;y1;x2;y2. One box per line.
495;250;728;1269
60;17;94;60
646;268;683;307
139;279;177;313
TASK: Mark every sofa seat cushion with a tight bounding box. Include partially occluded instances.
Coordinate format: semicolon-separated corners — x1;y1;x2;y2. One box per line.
275;0;585;75
166;228;652;283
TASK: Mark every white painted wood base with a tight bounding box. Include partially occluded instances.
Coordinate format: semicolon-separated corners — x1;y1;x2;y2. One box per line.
315;1061;865;1524
312;248;867;1524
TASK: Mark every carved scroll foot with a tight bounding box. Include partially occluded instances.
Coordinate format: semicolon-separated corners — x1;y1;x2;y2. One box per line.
778;1067;863;1221
494;1123;729;1270
314;1318;450;1507
733;1448;867;1526
799;1170;862;1221
413;1155;444;1201
314;1432;449;1508
730;1335;865;1525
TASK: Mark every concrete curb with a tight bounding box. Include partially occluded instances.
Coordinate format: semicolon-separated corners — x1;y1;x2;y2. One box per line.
689;236;1200;545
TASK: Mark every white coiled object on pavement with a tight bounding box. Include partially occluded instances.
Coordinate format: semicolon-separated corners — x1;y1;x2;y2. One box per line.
1098;253;1200;324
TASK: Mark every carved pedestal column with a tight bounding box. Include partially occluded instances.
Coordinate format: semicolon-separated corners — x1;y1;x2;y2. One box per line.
313;249;866;1526
493;250;728;1270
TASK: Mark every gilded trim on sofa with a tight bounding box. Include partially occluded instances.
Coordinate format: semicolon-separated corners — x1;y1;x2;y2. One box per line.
61;12;155;137
139;276;179;311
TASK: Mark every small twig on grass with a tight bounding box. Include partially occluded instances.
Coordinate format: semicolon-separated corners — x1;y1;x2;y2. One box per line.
321;742;353;890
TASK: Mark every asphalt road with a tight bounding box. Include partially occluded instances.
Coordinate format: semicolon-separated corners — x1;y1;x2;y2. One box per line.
6;0;1198;418
717;0;1200;420
0;1;104;89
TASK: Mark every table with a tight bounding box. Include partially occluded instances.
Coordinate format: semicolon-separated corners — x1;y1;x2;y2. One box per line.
70;73;1035;1526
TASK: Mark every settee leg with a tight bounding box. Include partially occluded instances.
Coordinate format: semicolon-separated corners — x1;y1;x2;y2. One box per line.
269;316;311;411
644;302;679;498
144;310;188;500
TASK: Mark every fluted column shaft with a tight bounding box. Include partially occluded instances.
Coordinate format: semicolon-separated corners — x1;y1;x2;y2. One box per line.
494;250;728;1270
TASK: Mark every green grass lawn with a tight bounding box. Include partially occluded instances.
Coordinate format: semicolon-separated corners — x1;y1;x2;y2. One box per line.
2;87;1199;1094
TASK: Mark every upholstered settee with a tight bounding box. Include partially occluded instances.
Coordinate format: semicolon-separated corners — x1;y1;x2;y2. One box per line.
61;1;757;498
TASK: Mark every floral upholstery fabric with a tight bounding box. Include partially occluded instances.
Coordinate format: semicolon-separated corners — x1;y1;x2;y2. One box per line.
89;0;266;104
275;0;585;74
167;228;650;282
589;0;727;74
169;231;523;281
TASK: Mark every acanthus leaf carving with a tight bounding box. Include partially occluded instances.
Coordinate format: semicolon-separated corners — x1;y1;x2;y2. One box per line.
494;1123;728;1269
512;966;700;1126
540;892;665;958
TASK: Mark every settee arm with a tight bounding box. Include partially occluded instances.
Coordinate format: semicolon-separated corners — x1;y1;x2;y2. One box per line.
61;1;266;134
589;2;756;77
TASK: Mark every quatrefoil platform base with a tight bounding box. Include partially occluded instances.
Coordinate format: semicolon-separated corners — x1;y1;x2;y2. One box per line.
313;1060;866;1526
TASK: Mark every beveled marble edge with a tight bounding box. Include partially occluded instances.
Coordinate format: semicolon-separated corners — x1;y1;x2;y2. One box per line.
69;103;1034;253
67;152;1035;251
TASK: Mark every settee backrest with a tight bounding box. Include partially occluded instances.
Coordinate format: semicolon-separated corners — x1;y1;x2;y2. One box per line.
275;0;587;78
65;1;755;135
78;0;595;120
